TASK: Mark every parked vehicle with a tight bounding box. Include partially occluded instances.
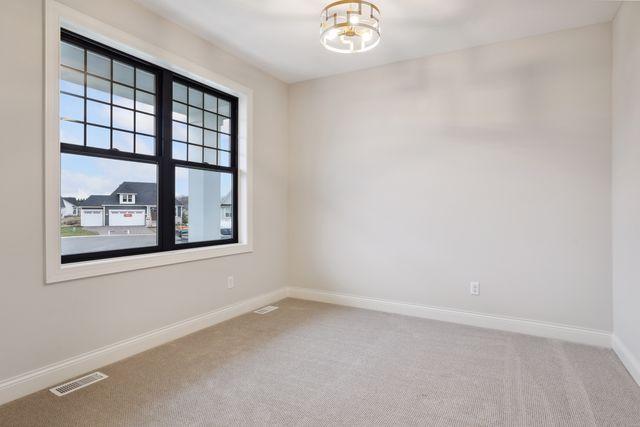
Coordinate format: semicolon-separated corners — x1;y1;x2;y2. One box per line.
175;225;189;240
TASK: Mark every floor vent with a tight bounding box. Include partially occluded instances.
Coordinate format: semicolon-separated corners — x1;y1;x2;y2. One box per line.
50;372;108;396
254;305;279;314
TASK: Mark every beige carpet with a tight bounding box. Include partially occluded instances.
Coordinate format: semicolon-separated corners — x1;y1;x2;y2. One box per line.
1;298;639;426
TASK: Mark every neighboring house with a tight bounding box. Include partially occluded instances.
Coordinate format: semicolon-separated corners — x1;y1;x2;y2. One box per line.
75;181;232;229
77;182;183;228
175;203;185;225
220;192;233;232
60;197;78;218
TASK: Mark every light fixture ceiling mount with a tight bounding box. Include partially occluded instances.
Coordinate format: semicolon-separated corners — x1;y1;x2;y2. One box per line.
320;0;381;54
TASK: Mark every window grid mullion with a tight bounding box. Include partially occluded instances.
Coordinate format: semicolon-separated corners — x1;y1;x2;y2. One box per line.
133;65;137;154
83;47;87;148
160;69;174;251
62;91;153;115
59;119;155;139
109;58;114;150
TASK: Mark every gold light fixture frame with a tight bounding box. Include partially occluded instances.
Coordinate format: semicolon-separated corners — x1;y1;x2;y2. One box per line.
320;0;381;53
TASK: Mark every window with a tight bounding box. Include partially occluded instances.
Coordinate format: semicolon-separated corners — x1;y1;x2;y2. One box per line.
59;30;238;263
120;194;135;204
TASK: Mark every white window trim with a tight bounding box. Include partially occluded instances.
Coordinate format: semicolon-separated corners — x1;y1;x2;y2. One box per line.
120;194;135;204
45;1;254;284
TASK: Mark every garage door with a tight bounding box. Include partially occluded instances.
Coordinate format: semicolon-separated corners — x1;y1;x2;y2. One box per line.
109;209;146;226
81;209;103;227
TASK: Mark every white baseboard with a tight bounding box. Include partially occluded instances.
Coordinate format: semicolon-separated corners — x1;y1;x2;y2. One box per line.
287;287;612;348
612;335;640;386
0;287;288;406
0;286;620;406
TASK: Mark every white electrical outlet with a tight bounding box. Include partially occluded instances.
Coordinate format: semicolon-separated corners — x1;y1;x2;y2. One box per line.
470;281;480;296
227;276;235;289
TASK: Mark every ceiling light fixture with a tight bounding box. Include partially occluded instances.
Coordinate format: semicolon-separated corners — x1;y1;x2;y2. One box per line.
320;0;381;54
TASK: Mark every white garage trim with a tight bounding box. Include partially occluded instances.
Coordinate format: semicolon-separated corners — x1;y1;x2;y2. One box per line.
108;209;146;226
80;209;104;227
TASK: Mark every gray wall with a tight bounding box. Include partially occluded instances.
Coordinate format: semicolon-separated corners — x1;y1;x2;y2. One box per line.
288;24;613;330
612;2;640;369
0;0;288;381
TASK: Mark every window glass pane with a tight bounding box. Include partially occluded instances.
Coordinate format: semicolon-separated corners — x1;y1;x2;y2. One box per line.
113;107;134;131
113;130;134;152
87;100;110;126
172;141;187;160
188;125;202;145
188;87;203;107
136;69;155;93
136;91;155;114
172;101;187;122
60;94;84;121
175;167;233;244
204;111;216;129
113;61;134;86
188;107;203;126
136;112;155;136
204;148;216;165
86;125;110;149
86;75;110;102
218;99;231;116
188;145;202;163
204;94;217;112
204;130;216;148
173;121;187;141
60;67;84;96
58;37;237;262
60;154;158;255
218;150;231;167
60;40;158;160
136;134;155;155
173;82;187;103
61;42;84;70
113;84;134;109
60;120;84;145
218;115;231;133
87;51;110;78
218;133;231;151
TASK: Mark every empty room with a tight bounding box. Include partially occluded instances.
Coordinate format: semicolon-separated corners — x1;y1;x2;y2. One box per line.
1;0;640;425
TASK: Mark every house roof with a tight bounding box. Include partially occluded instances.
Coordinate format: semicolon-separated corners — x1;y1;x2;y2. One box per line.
76;182;185;207
60;197;78;208
112;182;157;205
78;195;116;207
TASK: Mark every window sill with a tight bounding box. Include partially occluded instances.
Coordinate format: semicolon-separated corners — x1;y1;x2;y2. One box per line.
46;242;252;284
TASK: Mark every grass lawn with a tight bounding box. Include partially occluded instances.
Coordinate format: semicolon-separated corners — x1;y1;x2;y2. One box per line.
60;226;99;237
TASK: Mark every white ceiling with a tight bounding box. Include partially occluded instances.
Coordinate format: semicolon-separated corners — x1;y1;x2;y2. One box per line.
135;0;620;83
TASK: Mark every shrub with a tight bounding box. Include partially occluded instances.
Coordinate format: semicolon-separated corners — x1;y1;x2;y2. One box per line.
61;216;81;226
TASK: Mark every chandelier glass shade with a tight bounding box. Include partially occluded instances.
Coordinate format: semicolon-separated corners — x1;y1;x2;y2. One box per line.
320;0;381;53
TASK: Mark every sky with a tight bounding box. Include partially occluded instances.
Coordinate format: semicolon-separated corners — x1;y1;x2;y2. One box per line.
61;154;156;199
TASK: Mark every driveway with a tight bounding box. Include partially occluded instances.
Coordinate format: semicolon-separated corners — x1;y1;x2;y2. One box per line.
84;226;156;236
61;234;157;254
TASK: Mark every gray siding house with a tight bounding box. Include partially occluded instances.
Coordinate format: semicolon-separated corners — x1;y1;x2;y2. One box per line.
77;182;169;227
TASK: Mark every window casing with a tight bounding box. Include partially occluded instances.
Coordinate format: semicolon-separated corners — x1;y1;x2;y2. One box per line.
120;194;135;204
60;30;238;264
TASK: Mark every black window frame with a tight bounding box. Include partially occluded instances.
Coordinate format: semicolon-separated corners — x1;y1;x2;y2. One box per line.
60;30;239;264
